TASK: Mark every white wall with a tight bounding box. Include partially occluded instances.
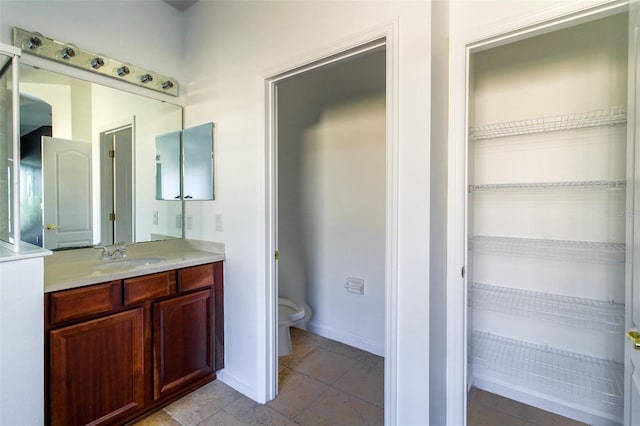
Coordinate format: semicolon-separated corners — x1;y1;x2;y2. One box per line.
277;51;386;355
183;1;432;423
430;0;450;424
0;256;45;425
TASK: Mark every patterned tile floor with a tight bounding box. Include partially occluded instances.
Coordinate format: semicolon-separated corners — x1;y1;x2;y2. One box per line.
134;328;384;425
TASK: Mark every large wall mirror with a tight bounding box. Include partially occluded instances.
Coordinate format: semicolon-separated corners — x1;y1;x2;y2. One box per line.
19;64;183;249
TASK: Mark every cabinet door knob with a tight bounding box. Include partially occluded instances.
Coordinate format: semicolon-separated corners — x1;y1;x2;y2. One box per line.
46;224;58;230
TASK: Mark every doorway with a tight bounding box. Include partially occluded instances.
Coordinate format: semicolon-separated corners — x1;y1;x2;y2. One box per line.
275;48;386;356
264;30;397;417
100;125;134;245
447;2;638;426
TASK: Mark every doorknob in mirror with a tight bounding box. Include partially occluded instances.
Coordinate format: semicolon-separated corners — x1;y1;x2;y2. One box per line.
626;330;640;350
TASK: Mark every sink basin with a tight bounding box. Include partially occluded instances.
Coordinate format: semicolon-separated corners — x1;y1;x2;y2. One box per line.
95;256;166;271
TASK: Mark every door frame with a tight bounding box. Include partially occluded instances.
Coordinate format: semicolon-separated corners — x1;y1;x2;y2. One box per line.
446;0;630;424
97;118;135;245
261;21;399;424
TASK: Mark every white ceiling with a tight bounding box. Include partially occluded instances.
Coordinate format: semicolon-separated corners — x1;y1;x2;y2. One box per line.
163;0;199;12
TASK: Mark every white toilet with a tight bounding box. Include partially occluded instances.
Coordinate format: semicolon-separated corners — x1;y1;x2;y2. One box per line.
278;298;312;356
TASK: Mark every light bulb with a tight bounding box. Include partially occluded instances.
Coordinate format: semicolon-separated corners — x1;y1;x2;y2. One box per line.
114;63;134;77
139;73;154;83
57;44;77;60
22;32;44;51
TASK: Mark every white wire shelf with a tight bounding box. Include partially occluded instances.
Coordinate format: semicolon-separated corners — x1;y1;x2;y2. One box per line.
471;235;626;263
470;106;627;140
472;331;624;410
469;179;626;193
471;283;624;334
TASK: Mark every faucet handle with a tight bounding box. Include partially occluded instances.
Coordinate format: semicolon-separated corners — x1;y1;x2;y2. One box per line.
116;242;128;258
94;243;110;260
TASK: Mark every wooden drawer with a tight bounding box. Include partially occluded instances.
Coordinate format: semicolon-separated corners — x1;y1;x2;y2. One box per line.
49;281;122;326
178;264;215;293
124;271;176;305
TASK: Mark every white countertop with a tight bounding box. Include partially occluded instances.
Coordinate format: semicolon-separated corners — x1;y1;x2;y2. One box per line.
0;240;51;263
44;239;225;293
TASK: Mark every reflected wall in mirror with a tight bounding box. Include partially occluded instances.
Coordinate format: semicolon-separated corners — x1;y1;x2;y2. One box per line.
18;64;183;249
183;122;214;200
155;131;181;201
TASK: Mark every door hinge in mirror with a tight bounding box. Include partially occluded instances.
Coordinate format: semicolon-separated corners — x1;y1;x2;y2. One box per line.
108;212;115;221
109;149;115;158
461;266;465;278
274;251;280;261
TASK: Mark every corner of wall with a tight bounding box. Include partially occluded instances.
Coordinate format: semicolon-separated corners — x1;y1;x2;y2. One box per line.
429;0;450;425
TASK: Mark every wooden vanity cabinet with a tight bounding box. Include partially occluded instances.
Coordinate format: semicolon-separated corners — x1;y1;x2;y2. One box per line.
49;308;145;426
153;289;214;399
44;261;224;426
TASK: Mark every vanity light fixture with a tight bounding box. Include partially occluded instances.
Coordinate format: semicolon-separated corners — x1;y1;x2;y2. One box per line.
12;27;179;96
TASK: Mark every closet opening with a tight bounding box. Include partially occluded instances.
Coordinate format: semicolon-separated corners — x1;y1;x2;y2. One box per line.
466;10;630;426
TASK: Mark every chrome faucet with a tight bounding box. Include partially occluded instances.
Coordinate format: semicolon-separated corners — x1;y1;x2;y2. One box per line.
95;242;128;261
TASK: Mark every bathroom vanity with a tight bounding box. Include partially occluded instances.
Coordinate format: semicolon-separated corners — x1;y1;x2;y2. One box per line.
43;240;225;426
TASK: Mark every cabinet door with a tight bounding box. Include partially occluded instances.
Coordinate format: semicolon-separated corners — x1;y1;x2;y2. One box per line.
49;308;144;426
153;289;214;399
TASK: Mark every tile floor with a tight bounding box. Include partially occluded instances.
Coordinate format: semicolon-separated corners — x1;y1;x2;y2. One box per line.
135;329;583;426
134;328;384;425
467;387;587;426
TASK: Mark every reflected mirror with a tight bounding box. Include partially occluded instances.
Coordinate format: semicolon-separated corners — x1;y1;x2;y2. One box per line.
183;122;214;200
19;64;183;249
155;130;181;201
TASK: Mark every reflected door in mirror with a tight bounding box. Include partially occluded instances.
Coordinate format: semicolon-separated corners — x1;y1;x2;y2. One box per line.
100;126;133;245
42;137;92;249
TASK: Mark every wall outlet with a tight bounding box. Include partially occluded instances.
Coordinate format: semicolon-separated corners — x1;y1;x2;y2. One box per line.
215;214;223;232
152;211;158;225
344;277;365;295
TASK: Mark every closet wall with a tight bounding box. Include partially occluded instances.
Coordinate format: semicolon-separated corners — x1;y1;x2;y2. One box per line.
468;13;628;425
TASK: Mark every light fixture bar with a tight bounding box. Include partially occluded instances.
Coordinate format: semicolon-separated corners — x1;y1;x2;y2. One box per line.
12;27;179;96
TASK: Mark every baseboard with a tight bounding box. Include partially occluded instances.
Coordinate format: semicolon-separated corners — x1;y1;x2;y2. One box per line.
305;321;384;356
472;375;622;426
216;369;264;404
